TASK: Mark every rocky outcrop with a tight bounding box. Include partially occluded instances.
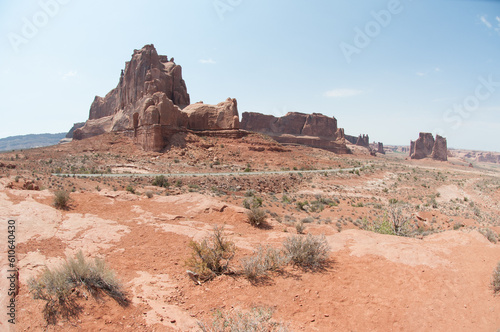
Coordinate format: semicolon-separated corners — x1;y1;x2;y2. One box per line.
356;134;369;148
377;142;385;154
345;134;370;148
431;135;448;161
88;45;190;121
410;133;447;161
240;112;348;153
241;112;341;139
74;45;242;151
477;153;500;164
65;122;85;139
184;98;239;131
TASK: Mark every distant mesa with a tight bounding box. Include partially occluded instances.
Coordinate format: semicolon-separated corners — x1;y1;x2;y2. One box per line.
410;133;448;161
240;112;349;154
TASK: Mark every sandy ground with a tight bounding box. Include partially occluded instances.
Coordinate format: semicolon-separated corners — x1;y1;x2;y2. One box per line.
1;135;500;331
0;188;497;331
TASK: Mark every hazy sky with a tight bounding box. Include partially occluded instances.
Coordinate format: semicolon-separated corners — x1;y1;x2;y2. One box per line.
1;0;499;151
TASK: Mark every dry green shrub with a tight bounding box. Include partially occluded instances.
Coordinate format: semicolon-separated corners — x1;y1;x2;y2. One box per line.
295;221;306;234
479;228;498;244
243;196;263;209
492;262;500;294
240;246;289;280
198;306;289;332
145;190;154;199
152;175;169;188
186;226;235;282
53;190;70;210
283;234;330;269
246;207;267;227
28;251;127;324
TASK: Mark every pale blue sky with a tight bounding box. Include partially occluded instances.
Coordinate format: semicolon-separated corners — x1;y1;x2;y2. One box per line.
1;0;499;151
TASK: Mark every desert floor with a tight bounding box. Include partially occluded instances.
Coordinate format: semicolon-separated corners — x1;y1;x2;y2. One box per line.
1;133;500;331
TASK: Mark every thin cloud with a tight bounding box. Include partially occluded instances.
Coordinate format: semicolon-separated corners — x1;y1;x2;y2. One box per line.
324;89;363;98
480;15;492;28
416;67;442;77
199;58;216;65
61;70;77;80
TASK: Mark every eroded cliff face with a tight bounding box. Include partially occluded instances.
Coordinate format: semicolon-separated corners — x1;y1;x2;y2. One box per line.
410;133;447;161
74;45;240;151
240;112;348;153
241;112;338;138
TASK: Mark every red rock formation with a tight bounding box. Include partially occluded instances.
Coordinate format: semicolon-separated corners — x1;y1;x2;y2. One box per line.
184;98;239;131
431;135;448;161
377;142;385;154
241;112;340;139
411;133;435;160
240;112;348;153
410;133;447;161
355;134;369;148
74;45;242;151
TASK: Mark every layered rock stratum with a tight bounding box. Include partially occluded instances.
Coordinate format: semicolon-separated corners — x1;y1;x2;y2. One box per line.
74;45;242;151
240;112;348;153
74;44;350;154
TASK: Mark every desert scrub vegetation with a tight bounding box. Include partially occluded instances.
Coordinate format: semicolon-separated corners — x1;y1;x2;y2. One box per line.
28;251;127;324
295;220;306;234
479;228;498;244
240;245;289;280
152;175;170;188
362;204;411;236
246;207;267;227
492;262;500;294
125;184;135;194
283;234;330;269
186;225;236;282
243;195;263;209
53;190;70;210
198;306;289;332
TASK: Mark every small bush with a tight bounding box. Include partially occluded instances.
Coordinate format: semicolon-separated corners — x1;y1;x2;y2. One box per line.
245;189;256;197
53;191;70;210
28;251;127;323
198;307;289;332
492;262;500;294
240;246;289;280
186;226;235;282
125;185;135;194
243;196;263;209
296;201;309;211
152;175;169;188
145;191;154;199
302;216;314;224
246;207;267;227
283;234;330;269
295;221;306;234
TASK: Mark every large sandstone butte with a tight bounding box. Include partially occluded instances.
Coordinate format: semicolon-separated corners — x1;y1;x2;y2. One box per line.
240;112;349;153
410;133;448;161
74;45;242;151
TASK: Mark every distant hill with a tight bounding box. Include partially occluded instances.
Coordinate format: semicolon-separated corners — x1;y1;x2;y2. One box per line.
0;133;66;152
